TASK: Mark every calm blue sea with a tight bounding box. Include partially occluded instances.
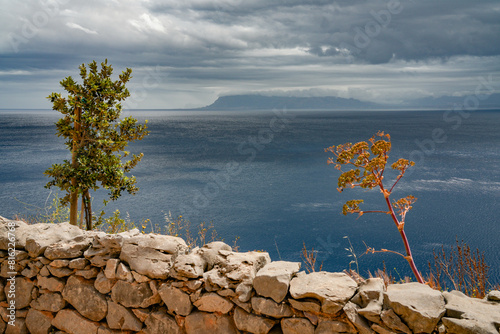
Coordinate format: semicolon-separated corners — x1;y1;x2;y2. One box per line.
1;109;499;284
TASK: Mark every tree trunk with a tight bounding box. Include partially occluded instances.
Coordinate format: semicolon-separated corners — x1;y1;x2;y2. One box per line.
80;197;84;228
83;190;92;230
69;105;81;226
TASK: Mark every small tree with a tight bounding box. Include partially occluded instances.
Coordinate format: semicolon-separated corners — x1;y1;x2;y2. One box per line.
45;59;149;230
325;131;424;283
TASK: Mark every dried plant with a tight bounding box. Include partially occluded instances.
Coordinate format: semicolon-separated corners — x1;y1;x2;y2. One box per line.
427;239;490;298
164;211;238;250
326;131;424;283
301;242;323;273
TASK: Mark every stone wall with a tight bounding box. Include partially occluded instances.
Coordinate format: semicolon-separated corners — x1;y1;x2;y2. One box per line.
0;217;499;334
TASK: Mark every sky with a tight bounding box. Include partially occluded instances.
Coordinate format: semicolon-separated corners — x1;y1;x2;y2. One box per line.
1;0;500;109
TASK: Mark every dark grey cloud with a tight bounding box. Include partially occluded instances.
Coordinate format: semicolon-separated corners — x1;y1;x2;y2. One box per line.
1;0;499;108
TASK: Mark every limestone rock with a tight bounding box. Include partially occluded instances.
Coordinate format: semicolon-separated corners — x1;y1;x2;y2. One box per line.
94;271;117;294
115;262;133;282
235;280;254;302
69;257;89;269
198;241;232;270
486;290;500;302
158;284;193;316
171;252;206;279
204;268;231;290
231;296;253;313
442;290;500;334
75;266;99;279
52;309;100;334
131;270;151;283
234;307;277;334
119;243;173;279
316;319;355;334
344;301;374;334
30;292;66;312
251;296;293;318
49;259;73;268
25;222;85;257
36;275;65;292
106;300;142;331
0;218;30;250
253;261;301;303
96;325;124;334
371;324;397;334
111;280;161;308
44;235;92;260
143;309;182;334
5;277;34;309
47;265;74;277
353;278;385;308
185;311;239;334
38;265;50;277
384;282;445;333
62;275;107;322
84;247;120;268
132;308;150;322
0;281;5;302
21;262;40;278
104;259;120;280
380;309;411;334
4;317;28;334
128;233;187;253
222;251;271;282
25;309;53;334
289;271;357;314
194;292;234;314
281;318;314;334
358;299;383;324
83;231;135;267
288;298;321;313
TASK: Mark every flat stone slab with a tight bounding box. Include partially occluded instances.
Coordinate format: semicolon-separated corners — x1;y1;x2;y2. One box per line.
442;290;500;334
289;271;357;314
384;282;445;333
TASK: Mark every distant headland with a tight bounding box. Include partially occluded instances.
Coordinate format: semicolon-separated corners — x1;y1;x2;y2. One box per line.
196;93;500;111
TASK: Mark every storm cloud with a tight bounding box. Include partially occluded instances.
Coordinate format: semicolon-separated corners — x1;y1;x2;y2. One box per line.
1;0;499;108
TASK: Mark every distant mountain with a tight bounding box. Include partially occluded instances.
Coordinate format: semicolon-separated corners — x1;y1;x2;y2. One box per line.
200;95;379;110
197;93;500;111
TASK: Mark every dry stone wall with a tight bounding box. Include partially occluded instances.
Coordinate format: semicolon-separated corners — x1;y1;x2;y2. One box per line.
1;217;499;334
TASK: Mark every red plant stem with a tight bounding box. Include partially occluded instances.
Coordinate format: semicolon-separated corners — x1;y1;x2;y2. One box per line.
381;184;424;284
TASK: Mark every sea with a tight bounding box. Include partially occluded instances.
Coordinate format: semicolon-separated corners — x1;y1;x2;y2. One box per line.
1;108;499;285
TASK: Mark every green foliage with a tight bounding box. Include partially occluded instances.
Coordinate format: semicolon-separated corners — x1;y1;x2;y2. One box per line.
97;209;148;234
44;59;149;229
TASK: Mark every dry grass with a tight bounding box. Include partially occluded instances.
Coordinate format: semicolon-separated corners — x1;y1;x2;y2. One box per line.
301;242;323;273
426;239;492;298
